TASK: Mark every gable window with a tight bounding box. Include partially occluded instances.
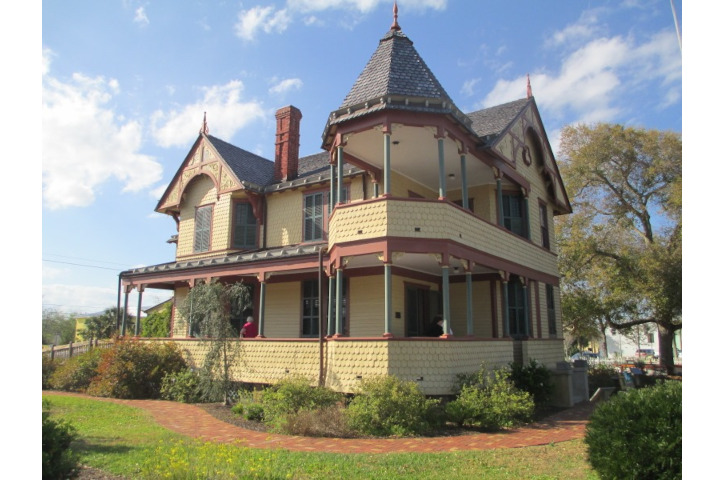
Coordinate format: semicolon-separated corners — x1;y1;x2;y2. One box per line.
507;277;527;337
546;284;556;336
232;202;257;249
502;193;527;237
193;205;213;253
304;192;325;241
540;203;550;249
301;279;319;337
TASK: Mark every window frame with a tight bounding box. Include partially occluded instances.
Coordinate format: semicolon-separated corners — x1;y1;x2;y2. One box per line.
301;279;320;337
507;278;527;337
539;201;550;250
501;192;527;238
546;284;556;336
231;201;258;250
302;185;350;243
193;204;213;253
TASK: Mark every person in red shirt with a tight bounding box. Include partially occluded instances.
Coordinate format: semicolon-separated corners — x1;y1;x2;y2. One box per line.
240;316;258;338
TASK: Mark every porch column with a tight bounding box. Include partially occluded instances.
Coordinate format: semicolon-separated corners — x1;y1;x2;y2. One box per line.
327;273;335;336
135;285;144;336
335;266;344;336
522;280;530;338
466;270;474;336
384;263;393;337
460;153;469;210
437;136;446;200
441;265;451;336
502;278;510;337
258;279;267;338
121;285;130;336
329;163;336;212
496;177;504;226
383;131;391;195
336;145;344;206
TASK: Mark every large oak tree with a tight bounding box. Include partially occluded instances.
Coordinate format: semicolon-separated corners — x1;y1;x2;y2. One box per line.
557;123;681;373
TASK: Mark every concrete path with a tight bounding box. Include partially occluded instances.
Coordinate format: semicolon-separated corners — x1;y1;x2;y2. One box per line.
43;391;595;454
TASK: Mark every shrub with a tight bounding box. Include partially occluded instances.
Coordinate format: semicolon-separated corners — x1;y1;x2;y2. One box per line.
161;369;203;403
260;376;343;432
585;380;682;480
42;354;57;390
509;359;554;407
86;339;187;399
587;363;620;395
42;400;78;480
48;348;103;393
445;367;534;430
284;405;355;437
243;403;265;421
345;375;441;437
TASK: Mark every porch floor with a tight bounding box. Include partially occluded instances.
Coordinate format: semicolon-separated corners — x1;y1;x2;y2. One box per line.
44;391;595;453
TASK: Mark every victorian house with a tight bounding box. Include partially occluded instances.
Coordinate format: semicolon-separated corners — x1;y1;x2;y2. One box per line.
119;8;572;396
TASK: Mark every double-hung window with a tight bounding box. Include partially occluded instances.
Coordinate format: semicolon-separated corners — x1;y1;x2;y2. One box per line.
232;202;257;249
502;193;527;237
303;192;325;242
540;203;550;249
193;205;213;253
546;284;556;335
507;277;527;337
301;279;319;337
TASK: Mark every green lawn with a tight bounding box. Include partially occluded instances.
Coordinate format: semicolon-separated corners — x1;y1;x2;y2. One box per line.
43;394;597;479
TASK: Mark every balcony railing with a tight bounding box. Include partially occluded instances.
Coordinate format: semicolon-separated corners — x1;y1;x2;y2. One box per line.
329;197;558;276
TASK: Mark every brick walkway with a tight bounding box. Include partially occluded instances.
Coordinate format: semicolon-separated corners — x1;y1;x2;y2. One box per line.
43;391;595;453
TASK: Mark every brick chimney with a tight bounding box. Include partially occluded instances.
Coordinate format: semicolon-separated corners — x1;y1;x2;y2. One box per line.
274;106;302;182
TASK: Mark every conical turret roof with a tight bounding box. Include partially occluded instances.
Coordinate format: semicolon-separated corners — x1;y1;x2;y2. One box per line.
322;23;472;146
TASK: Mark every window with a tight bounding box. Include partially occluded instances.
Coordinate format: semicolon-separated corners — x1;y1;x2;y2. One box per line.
193;205;212;253
546;284;556;335
502;193;527;237
328;277;348;335
232;202;257;249
304;192;324;241
507;277;527;337
540;203;550;249
302;279;319;337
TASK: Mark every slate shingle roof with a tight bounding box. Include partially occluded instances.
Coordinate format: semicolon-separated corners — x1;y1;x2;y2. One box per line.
340;30;456;109
466;98;531;142
207;135;275;187
205;136;355;192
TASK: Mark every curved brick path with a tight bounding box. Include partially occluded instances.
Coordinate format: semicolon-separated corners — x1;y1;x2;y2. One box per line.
43;391;595;453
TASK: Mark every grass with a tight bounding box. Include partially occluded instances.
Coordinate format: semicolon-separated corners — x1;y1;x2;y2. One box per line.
43;394;597;479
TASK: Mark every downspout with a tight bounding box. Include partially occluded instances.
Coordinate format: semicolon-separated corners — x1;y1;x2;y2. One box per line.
318;246;325;387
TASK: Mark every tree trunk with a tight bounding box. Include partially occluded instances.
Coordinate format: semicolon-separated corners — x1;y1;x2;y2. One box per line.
598;322;609;358
658;324;676;375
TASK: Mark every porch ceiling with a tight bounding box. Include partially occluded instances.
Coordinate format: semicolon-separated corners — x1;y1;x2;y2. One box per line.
342;124;498;193
344;252;499;278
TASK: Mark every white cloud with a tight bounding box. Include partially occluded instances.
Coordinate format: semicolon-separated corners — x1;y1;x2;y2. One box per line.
269;78;303;96
460;78;480;97
134;7;149;26
235;6;292;41
42;49;163;210
150;80;266;147
480;27;680;126
544;8;605;48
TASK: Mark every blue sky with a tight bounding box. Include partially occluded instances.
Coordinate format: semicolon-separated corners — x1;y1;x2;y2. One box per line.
38;0;683;315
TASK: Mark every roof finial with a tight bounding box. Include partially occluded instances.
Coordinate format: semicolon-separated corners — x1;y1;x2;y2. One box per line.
200;112;209;135
526;74;532;99
391;1;401;31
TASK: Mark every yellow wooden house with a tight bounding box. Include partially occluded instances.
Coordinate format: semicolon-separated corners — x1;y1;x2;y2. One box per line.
120;13;572;396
